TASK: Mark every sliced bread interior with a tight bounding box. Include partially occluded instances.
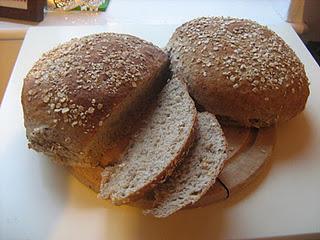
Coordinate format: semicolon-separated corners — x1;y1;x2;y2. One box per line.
99;78;197;204
143;112;228;218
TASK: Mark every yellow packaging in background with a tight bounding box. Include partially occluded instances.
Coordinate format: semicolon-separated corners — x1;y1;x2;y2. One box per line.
47;0;109;11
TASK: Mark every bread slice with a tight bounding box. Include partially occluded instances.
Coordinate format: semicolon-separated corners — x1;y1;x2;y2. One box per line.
143;112;227;218
99;78;197;205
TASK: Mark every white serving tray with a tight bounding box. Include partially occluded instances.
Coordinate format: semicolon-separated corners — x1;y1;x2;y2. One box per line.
1;23;320;240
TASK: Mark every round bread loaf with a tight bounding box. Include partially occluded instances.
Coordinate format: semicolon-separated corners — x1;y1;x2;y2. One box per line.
22;33;169;167
167;17;310;127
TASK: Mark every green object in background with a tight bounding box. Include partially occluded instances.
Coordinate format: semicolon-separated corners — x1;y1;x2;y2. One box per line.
98;0;109;11
73;0;110;11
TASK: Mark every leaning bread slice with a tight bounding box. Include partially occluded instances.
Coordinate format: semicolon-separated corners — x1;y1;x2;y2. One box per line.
99;78;197;205
144;112;227;218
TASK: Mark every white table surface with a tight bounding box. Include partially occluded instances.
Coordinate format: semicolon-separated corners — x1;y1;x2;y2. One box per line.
1;22;320;240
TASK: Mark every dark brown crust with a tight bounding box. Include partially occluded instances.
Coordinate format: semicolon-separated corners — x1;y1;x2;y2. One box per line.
22;33;169;166
167;17;310;128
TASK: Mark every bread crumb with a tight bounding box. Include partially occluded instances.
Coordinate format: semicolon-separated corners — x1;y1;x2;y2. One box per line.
61;107;70;114
87;107;95;114
97;103;103;110
233;83;239;89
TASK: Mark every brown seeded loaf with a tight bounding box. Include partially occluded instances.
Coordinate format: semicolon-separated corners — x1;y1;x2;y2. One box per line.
99;78;197;205
167;17;310;128
143;112;228;218
22;33;169;167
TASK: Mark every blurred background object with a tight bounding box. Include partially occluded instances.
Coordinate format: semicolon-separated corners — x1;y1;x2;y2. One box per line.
0;30;24;105
286;0;320;65
287;0;320;42
0;0;44;22
286;0;308;34
47;0;109;11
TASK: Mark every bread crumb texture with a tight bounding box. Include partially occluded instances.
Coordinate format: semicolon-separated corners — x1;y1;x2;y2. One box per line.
144;112;227;218
99;78;196;204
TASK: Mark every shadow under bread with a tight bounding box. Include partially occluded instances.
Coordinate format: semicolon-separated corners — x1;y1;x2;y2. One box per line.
273;112;312;163
131;202;226;240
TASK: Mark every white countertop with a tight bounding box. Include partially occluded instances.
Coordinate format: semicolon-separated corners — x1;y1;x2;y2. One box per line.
1;1;320;240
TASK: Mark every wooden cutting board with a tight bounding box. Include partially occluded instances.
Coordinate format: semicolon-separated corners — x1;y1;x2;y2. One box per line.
191;126;275;208
69;125;276;207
